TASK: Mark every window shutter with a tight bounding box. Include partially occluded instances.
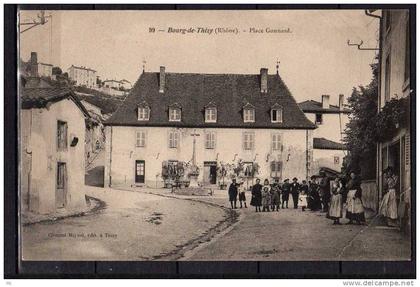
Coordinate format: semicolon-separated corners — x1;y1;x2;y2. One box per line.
405;133;410;167
141;132;146;147
174;132;179;148
169;132;173;148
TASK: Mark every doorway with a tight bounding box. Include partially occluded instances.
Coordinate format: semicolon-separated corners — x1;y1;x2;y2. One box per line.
135;160;145;184
203;161;217;184
56;162;67;208
388;140;401;198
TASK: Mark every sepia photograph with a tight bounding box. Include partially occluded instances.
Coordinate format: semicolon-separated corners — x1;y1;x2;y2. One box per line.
17;7;413;264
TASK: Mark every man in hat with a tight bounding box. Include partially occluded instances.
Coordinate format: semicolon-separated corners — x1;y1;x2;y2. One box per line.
290;177;301;209
228;178;239;209
282;179;291;208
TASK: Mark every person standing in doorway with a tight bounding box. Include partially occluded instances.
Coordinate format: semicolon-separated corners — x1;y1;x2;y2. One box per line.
379;167;398;226
291;177;300;209
282;179;291;209
228;178;239;209
261;179;272;212
250;178;262;212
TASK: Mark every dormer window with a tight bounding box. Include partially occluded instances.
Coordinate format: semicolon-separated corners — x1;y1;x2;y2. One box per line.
205;107;217;123
271;103;283;123
169;107;181;122
243;102;255;123
137;107;150;121
137;101;150;121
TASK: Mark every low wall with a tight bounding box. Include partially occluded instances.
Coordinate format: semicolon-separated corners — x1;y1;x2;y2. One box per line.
361;179;378;212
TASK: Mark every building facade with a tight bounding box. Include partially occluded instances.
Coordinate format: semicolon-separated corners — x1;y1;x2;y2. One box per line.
104;67;316;188
377;9;411;229
68;65;97;89
21;84;90;214
299;94;350;173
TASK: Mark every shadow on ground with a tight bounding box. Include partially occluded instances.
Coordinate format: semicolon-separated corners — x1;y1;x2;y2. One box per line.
85;166;104;187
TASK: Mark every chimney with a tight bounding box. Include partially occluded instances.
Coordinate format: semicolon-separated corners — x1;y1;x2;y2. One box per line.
260;68;268;93
159;66;165;93
339;94;344;111
30;52;38;77
322;94;330;109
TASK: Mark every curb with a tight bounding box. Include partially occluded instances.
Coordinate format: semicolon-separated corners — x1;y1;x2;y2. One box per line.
21;195;107;226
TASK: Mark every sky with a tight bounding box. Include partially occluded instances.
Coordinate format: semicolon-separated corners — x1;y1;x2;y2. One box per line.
19;10;379;104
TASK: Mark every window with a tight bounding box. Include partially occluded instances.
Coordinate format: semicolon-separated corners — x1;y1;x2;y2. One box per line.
205;132;216;149
243;109;255;123
243;132;255;150
136;131;146;147
271;108;283;123
272;133;282;151
57;120;68;150
169;108;181;122
138;107;150;121
169;131;180;148
404;20;410;82
315;113;323;125
385;54;391;102
205;108;217;123
270;161;282;178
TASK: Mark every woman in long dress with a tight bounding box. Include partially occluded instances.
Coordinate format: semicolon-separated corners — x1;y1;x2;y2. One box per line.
250;178;262;212
261;179;272;212
379;167;398;226
329;177;343;224
345;172;365;225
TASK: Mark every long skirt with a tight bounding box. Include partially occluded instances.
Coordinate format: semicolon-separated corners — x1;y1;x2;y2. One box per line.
298;194;308;207
346;189;365;222
329;194;342;219
379;189;398;220
250;196;261;206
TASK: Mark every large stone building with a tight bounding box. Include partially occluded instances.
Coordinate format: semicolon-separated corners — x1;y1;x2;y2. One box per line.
299;94;350;173
104;67;316;188
376;9;411;229
68;65;97;89
20;79;90;214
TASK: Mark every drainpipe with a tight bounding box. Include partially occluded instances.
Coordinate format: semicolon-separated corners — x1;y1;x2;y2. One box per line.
25;109;34;211
109;126;113;187
365;9;383;211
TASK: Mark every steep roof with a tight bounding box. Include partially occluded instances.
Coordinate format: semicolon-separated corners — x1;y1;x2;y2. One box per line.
313;137;347;150
21;86;90;118
106;72;316;129
298;100;351;114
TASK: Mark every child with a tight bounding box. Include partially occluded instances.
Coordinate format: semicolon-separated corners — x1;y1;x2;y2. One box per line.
298;180;308;211
261;179;272;212
271;179;281;211
238;180;247;208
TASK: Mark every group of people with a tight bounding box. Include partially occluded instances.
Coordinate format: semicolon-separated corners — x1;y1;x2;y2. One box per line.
227;171;368;226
